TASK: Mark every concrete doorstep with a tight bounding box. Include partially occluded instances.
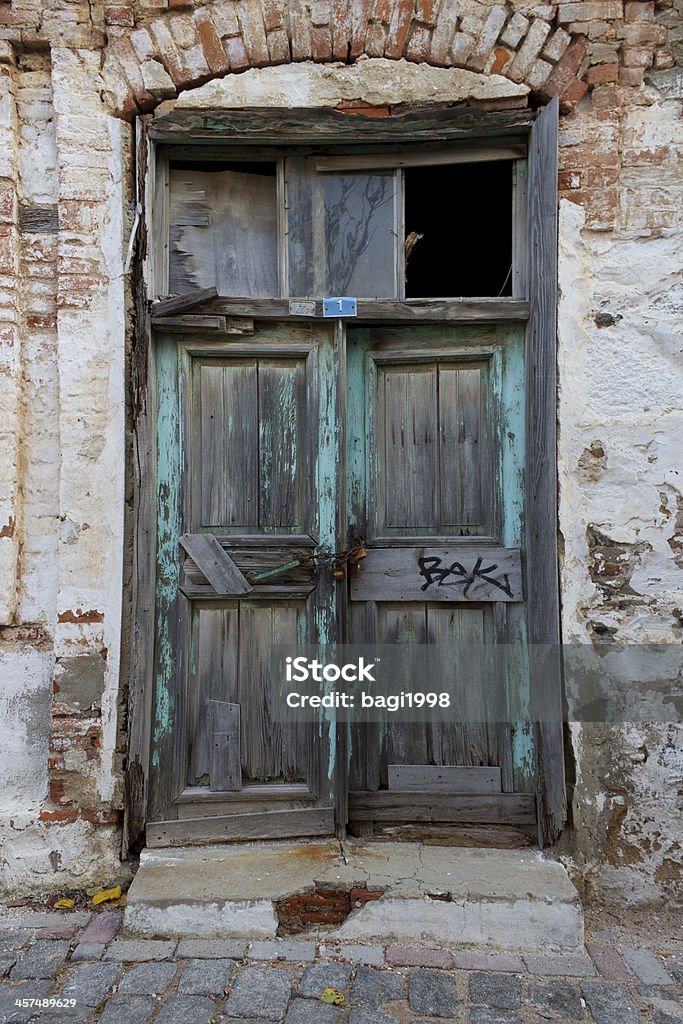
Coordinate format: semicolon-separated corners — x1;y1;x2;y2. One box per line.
124;841;584;952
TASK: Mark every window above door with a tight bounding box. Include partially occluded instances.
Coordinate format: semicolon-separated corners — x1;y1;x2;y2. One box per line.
157;135;528;304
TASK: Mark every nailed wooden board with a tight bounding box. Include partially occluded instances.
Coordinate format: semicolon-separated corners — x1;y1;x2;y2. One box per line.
316;144;526;171
179;534;253;595
187;297;529;324
388;765;502;793
152;286;218;316
348;791;535;825
350;547;522;602
209;701;241;792
146;807;335;847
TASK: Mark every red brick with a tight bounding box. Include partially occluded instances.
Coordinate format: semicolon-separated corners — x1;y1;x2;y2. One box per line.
262;0;285;31
237;0;270;65
625;0;655;18
149;20;192;86
653;47;675;68
618;65;645;84
80;910;123;944
349;887;384;907
289;0;312;60
105;5;134;27
490;46;513;74
406;24;431;60
39;809;79;823
542;35;588;97
336;103;391;116
560;77;589;109
618;21;667;42
559;169;583;189
350;0;372;57
587;61;618;83
169;0;194;7
0;187;15;223
622;44;654;65
591;83;622;107
312;25;333;59
267;28;291;63
372;0;393;22
193;11;230;73
224;34;249;70
331;0;352;59
415;0;441;25
387;945;455;968
586;943;634;981
385;0;414;58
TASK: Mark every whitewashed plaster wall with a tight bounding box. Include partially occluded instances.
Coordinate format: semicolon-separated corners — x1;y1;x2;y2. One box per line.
556;81;683;901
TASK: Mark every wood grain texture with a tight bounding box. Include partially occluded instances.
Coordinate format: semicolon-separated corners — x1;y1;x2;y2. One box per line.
168;167;278;297
184;297;529;323
316;145;526;171
209;700;241;791
152;286;218;316
351;547;522;602
179;534;253;594
348;791;536;824
388;765;502;793
146;807;335;847
527;98;566;844
150;106;534;144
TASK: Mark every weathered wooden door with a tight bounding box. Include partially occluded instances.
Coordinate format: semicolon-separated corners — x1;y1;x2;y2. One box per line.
346;324;538;838
147;321;341;846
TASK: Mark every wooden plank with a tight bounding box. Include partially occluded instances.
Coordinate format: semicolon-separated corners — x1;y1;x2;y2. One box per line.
258;361;302;529
527;98;566;845
151;315;227;331
176;783;315;804
349;791;536;824
209;700;241;791
195;297;529;323
370;823;534;847
149;106;534;145
146;807;335;847
152;286;218;317
351;547;523;602
197;361;259;529
179;534;253;594
316;145;527;172
388;765;502;793
381;366;438;530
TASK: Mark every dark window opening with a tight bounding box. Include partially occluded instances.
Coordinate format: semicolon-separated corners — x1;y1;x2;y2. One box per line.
404;162;513;299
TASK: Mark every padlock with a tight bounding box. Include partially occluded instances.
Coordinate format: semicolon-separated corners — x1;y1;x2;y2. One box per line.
351;546;367;561
349;560;362;579
332;563;346;580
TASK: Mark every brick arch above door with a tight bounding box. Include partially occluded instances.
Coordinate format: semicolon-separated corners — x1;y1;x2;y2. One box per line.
96;0;667;120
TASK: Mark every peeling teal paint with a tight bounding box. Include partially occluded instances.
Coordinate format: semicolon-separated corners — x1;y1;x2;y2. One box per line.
152;338;182;770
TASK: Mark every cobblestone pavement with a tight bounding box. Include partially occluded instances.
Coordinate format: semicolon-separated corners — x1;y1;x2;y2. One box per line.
0;909;681;1024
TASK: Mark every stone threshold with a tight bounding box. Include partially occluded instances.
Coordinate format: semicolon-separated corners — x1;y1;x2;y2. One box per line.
124;840;584;952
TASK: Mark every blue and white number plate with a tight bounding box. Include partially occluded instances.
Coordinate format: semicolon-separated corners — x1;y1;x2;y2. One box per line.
322;297;358;318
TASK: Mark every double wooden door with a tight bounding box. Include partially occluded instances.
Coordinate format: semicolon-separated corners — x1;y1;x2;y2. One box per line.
147;318;538;847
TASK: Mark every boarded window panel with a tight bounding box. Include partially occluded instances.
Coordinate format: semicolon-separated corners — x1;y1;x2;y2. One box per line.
199;362;258;529
438;365;484;530
169;165;278;297
381;366;438;530
286;159;398;298
258;361;302;529
188;605;239;787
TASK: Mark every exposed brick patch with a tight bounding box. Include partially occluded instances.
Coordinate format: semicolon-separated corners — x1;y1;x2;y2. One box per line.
276;885;385;933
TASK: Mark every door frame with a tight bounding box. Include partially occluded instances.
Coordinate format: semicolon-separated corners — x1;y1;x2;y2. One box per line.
123;100;564;853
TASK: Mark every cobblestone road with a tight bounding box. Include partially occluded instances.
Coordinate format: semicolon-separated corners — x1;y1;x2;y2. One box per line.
0;909;681;1024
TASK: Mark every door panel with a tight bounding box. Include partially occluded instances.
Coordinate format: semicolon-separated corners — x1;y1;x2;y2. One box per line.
347;324;531;829
149;322;339;843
